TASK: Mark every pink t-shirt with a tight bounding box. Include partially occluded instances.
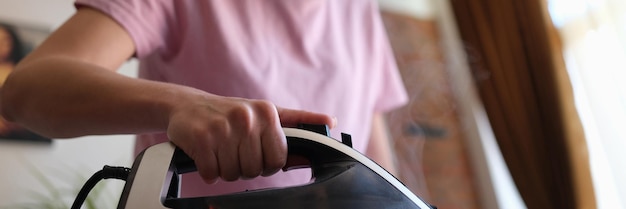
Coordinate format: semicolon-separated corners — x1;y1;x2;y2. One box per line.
76;0;407;197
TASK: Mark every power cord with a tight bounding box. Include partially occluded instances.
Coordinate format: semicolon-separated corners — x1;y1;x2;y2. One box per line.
70;165;131;209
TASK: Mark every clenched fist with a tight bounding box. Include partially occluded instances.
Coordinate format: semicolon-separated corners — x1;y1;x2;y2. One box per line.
166;94;335;183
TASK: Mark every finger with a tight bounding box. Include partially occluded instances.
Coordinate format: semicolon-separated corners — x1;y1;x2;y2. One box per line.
238;131;263;179
260;128;287;176
260;107;288;176
276;107;337;129
218;141;241;181
168;123;220;184
196;150;220;184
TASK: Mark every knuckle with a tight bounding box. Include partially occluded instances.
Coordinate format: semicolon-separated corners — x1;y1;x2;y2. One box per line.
180;124;211;151
208;117;231;137
187;123;209;142
227;104;253;130
252;100;277;118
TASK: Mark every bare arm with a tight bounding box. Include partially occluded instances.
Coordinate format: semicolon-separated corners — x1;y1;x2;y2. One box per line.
366;112;398;175
1;8;142;136
0;8;335;182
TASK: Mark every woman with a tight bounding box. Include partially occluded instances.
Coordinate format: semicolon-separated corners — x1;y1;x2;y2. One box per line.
1;0;407;196
0;23;48;142
0;23;24;85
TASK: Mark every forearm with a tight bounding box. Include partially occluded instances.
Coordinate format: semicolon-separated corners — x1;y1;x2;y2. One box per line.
366;113;398;175
1;56;198;138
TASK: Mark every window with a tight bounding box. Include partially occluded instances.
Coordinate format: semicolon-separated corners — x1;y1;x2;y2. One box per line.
548;0;626;208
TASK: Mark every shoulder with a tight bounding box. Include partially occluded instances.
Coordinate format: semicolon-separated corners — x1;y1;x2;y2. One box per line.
74;0;187;58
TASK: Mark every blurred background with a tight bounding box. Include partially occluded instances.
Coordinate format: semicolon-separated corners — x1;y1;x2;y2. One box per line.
1;0;625;208
0;1;137;208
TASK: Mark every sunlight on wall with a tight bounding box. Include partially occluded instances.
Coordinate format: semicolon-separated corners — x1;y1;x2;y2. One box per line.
549;0;626;208
378;0;435;19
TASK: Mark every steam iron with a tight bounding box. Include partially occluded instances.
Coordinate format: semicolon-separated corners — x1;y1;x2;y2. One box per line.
116;125;436;209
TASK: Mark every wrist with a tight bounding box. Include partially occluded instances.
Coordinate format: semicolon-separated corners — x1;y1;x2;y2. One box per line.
154;83;214;131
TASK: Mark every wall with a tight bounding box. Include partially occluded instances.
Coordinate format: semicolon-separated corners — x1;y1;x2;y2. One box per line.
0;0;137;207
379;0;525;208
378;0;435;19
380;9;482;209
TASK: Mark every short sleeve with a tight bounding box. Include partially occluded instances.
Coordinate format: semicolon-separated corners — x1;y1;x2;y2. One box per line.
375;46;409;112
75;0;175;58
370;5;409;112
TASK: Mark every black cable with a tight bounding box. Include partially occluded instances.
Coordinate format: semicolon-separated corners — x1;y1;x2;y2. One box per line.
71;165;131;209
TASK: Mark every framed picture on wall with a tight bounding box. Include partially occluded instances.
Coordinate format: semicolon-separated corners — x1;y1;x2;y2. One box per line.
0;19;52;143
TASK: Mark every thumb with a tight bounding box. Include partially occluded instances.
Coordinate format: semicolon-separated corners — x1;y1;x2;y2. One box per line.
276;107;337;129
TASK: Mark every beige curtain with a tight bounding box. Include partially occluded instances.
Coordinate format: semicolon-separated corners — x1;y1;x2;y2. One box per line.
549;0;626;207
449;0;596;208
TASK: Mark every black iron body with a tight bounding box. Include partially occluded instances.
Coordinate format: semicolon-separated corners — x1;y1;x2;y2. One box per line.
116;125;435;209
